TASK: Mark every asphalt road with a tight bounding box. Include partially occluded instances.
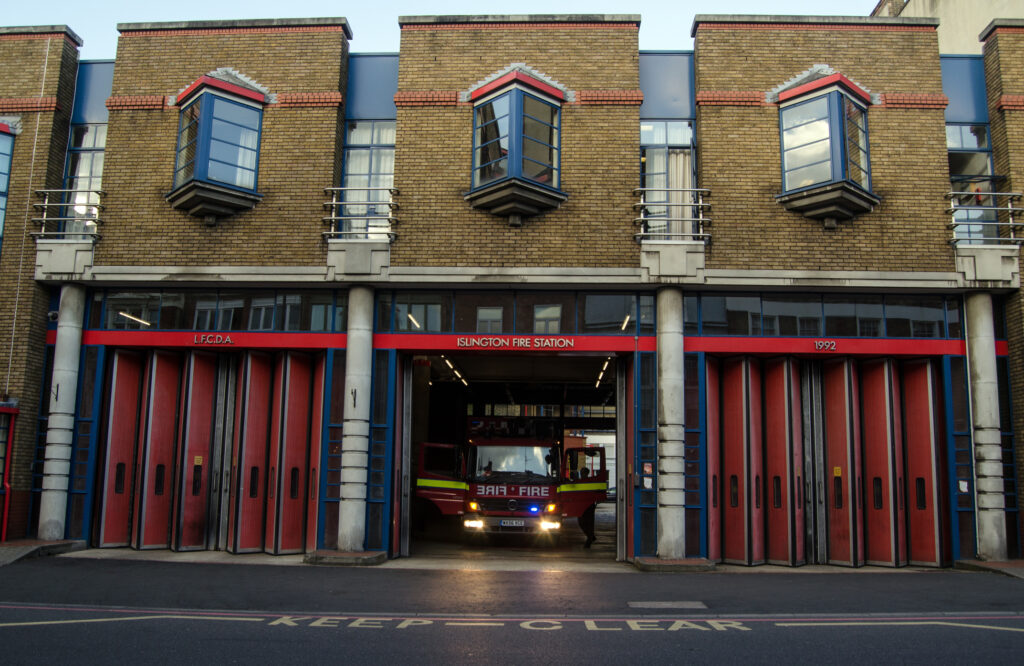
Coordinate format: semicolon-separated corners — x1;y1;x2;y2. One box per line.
2;556;1023;664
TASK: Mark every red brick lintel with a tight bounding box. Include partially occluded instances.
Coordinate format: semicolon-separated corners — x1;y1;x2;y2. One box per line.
696;91;766;107
106;92;345;110
696;22;934;32
119;25;349;38
0;97;59;113
401;22;637;31
106;95;166;110
697;91;948;109
271;92;344;108
879;93;948;109
395;90;643;106
999;95;1024;111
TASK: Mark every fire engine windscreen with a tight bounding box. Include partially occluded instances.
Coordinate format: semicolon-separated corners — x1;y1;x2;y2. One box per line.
472;446;556;482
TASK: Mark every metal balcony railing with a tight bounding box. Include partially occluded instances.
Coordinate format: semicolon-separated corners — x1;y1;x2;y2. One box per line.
946;187;1023;246
322;187;398;241
31;189;104;239
632;187;710;243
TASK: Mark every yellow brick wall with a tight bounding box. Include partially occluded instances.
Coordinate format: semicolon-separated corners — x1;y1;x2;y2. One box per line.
391;23;641;268
0;33;78;531
694;25;955;272
95;28;349;267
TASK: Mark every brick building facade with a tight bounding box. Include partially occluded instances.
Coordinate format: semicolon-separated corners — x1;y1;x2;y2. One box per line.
0;11;1020;566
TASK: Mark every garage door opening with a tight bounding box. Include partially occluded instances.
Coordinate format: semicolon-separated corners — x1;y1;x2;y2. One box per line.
404;353;623;560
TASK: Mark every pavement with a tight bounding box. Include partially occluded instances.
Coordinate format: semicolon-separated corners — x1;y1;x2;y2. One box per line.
3;537;1023;577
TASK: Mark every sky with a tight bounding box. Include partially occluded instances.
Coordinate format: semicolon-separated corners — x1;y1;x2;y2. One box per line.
8;0;881;60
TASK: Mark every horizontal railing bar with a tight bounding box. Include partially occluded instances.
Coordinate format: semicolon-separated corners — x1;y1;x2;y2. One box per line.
633;187;709;194
34;189;106;195
31;217;104;224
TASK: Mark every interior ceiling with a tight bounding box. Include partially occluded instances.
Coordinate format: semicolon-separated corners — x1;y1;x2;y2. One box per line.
429;354;612;384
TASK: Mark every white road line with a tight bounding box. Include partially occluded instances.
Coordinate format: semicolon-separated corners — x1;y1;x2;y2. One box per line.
776;621;1024;633
628;601;708;609
0;614;265;628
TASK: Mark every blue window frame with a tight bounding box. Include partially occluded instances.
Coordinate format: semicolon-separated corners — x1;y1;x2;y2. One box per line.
0;127;12;255
947;123;996;243
63;123;106;235
780;90;870;194
640;120;695;236
340;120;395;237
174;92;262;193
473;88;560;191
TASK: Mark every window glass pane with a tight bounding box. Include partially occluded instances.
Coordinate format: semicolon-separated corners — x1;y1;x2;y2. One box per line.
476;306;504;333
823;296;883;337
210;140;257;169
523;116;556;144
946;297;962;339
474;158;507;187
579;294;636;334
105;292;161;329
346;120;373;144
684;295;698;335
533;304;562;334
476;116;510;148
762;295;822;336
701;295;760;335
453;292;512;334
885;296;944;338
785;161;832;191
964;125;989;150
373;121;396;144
395;292;451;333
344;148;371;175
640;121;665;145
638;294;655;335
782;96;828;130
785;139;830;171
949;151;991;177
783;118;830;150
208;160;255;189
516;292;575;334
666;121;692;145
523;95;557;127
212;98;260;129
182;292;219;330
946;125;962;149
211;118;258;150
159;293;186;329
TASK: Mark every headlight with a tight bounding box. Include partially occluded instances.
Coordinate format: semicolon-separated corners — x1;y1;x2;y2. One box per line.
540;520;561;530
464;519;484;529
468;501;479;511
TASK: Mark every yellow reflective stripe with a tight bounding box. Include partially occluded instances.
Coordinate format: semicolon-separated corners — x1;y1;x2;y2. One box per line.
416;478;469;491
557;482;608;493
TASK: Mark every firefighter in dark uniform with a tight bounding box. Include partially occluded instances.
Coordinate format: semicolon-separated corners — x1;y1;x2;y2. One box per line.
577;467;596;548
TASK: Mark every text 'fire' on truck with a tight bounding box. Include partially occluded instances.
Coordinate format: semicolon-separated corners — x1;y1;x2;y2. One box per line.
414;438;607;546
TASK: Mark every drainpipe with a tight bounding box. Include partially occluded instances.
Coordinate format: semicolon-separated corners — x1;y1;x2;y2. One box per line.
37;284;86;541
656;286;686;559
338;285;373;551
964;292;1007;560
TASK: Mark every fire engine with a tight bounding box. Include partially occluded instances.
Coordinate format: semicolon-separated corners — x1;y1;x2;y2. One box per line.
415;437;607;538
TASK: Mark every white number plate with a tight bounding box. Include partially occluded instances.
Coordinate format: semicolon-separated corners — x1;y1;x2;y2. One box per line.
500;519;525;527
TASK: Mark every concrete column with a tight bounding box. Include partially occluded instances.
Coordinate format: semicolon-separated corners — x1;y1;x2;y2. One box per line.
338;285;374;551
965;292;1007;560
37;284;86;541
656;287;686;559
